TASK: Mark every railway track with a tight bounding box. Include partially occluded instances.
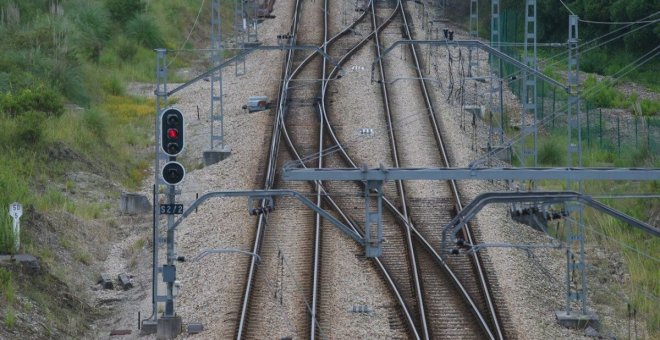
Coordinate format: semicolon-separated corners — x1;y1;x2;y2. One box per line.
237;0;328;337
316;0;508;338
397;2;506;338
235;0;510;338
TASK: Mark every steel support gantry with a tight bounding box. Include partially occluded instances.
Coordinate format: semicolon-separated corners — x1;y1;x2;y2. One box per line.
371;39;568;91
468;0;479;77
489;0;505;153
283;166;659;250
558;14;595;327
283;165;658;329
206;0;232;166
521;0;538;171
283;166;660;181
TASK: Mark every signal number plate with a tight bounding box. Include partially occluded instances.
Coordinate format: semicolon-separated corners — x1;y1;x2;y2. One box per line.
160;204;184;215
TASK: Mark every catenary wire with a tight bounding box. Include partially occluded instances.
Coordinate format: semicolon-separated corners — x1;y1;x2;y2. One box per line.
168;0;206;67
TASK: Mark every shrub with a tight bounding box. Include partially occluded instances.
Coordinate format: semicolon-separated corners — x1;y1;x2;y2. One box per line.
115;36;138;61
538;140;565;166
15;111;46;146
70;1;112;62
0;268;14;303
639;99;660;116
102;74;125;96
0;215;13;254
49;57;90;106
124;14;165;49
4;308;15;328
105;0;144;24
0;72;10;93
83;108;108;142
0;87;64;117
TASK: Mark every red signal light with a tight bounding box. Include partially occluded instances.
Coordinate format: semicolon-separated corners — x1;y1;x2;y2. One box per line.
167;128;179;139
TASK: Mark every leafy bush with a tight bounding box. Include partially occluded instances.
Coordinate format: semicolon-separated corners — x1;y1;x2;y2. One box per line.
615;146;651;167
538;139;565;166
0;87;64;117
0;214;15;255
124;13;165;48
82;108;108;141
115;36;138;61
70;1;112;62
15;111;47;146
0;72;10;93
102;74;125;96
105;0;144;24
48;57;90;106
0;268;14;303
581;50;608;75
639;99;660;116
5;308;15;328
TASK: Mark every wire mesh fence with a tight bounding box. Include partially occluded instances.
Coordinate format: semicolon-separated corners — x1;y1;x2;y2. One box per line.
495;8;658;162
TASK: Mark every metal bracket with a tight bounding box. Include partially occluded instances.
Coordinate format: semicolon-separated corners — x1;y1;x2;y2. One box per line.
248;195;273;215
169;190;366;252
363;179;384;257
370;39;568;92
441;191;659;250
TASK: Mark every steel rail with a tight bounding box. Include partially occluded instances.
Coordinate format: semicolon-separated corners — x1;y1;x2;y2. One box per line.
399;2;503;339
281;1;420;337
317;0;484;337
236;0;303;337
236;0;418;337
370;2;429;338
310;0;329;337
313;1;500;339
279;1;422;338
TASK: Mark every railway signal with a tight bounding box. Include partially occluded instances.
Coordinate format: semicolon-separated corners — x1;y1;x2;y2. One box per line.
161;108;185;157
161;161;185;186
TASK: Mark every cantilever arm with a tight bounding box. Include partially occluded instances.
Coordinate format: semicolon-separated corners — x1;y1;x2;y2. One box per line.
442;191;658;247
370;39;568;92
168;189;363;244
164;45;342;97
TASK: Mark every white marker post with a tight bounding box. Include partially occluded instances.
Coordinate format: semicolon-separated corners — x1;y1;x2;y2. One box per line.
9;202;22;253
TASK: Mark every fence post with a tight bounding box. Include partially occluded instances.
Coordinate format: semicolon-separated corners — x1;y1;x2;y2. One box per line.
617;115;621;156
586;104;590;148
599;108;603;148
634;115;638;148
647;117;651;154
540;81;545;120
553;88;556;128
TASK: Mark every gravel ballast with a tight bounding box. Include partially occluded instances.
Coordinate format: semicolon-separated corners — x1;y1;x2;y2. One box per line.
89;1;637;338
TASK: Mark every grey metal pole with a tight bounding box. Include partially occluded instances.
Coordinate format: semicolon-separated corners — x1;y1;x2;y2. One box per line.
210;0;225;150
165;182;175;316
152;48;169;321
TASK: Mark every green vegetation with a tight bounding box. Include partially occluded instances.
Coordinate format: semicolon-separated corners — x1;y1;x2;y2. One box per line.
0;268;15;304
582;75;660;115
469;0;660;110
469;3;659;332
4;307;15;328
531;125;658;336
0;1;228;335
0;0;220;254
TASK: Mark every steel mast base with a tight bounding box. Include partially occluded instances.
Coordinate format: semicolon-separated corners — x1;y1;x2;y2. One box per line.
203;145;232;166
555;310;599;330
